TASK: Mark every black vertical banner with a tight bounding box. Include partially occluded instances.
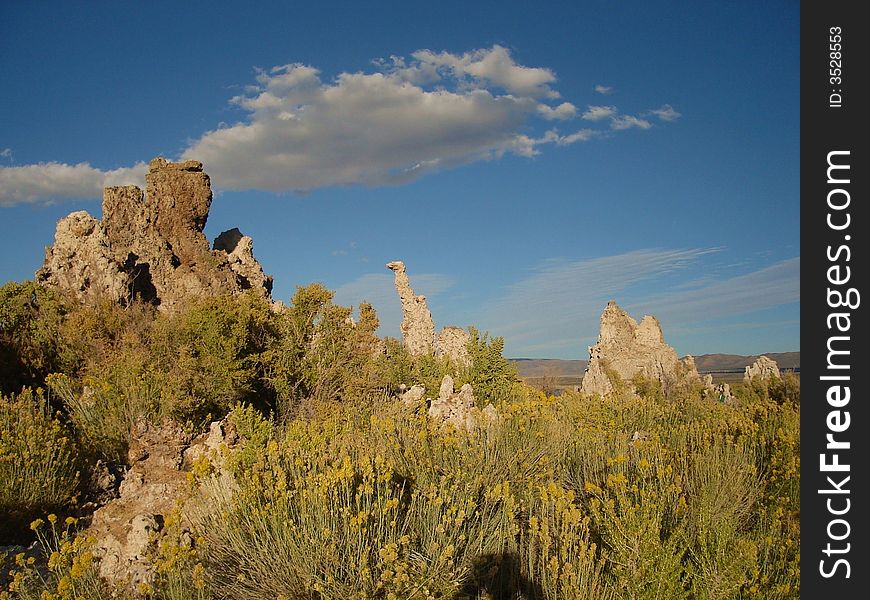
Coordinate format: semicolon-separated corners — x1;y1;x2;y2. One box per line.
802;1;868;596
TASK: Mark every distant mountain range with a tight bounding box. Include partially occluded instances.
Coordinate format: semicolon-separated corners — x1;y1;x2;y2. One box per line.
510;352;800;378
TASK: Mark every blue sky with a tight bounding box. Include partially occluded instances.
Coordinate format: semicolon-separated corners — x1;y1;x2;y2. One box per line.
0;0;799;359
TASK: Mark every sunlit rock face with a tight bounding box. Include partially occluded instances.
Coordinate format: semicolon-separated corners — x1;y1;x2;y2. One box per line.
386;260;470;366
744;355;781;384
580;300;702;397
37;157;272;310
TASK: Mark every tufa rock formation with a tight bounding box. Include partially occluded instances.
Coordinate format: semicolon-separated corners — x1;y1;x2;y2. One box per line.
88;417;238;590
37;157;272;311
436;326;471;367
400;383;426;407
386;261;470;367
743;355;781;384
708;382;735;404
427;375;497;430
386;260;437;356
581;301;703;397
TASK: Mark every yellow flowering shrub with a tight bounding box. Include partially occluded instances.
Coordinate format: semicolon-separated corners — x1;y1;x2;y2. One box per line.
0;389;79;541
2;516;109;600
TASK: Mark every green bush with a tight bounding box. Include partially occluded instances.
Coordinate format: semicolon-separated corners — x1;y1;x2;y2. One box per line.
0;389;80;540
263;284;384;418
189;431;512;599
3;515;110;599
151;292;277;421
0;281;68;395
464;327;518;404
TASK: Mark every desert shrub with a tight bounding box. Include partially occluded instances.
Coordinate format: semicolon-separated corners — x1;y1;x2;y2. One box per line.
515;483;610;599
378;337;454;398
47;355;163;464
552;384;800;600
263;284;384;418
57;296;156;378
224;402;275;474
575;441;688;600
189;436;513;599
0;281;68;395
151;292;277;421
150;509;211;600
680;441;759;600
463;327;518;404
765;372;800;405
378;326;518;406
0;390;80;540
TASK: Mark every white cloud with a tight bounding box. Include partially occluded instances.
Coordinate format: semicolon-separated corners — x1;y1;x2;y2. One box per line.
1;46;677;206
610;115;652;130
649;104;681;122
594;84;614;95
581;105;617;121
333;271;455;338
537;102;577;120
181;46;576;192
0;161;146;207
557;129;599;145
0;148;12;159
410;45;561;98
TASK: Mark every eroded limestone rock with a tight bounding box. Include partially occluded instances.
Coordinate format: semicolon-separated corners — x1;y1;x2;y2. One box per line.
400;384;426;407
214;228;274;296
385;261;471;365
87;417;239;591
426;375;496;430
581;301;702;397
37;157;272;311
744;356;781;384
386;261;436;356
436;326;471;368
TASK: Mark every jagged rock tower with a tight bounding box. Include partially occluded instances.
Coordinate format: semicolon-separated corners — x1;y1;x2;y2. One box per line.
37;157;272;311
744;355;781;383
386;260;470;367
581;300;701;397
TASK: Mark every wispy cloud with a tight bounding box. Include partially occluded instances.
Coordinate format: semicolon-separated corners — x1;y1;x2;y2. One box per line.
333;271;455;338
477;248;717;356
649;104;681;122
610;115;652;130
1;46;677;206
594;84;614;95
581;105;617;121
475;251;798;358
627;257;799;325
0;148;12;160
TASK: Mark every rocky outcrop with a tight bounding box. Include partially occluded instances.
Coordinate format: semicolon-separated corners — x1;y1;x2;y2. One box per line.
213;228;272;294
426;375;497;430
436;326;471;367
37;157;272;311
386;261;436;356
743;355;781;384
581;301;702;397
708;382;735;404
386;261;471;366
400;383;426;407
87;417;238;591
